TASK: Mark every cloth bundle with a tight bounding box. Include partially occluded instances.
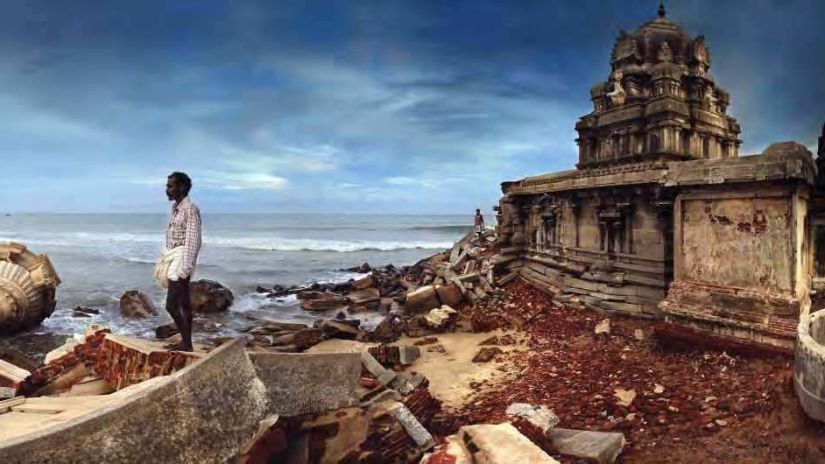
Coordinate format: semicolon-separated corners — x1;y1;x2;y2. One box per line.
153;246;185;289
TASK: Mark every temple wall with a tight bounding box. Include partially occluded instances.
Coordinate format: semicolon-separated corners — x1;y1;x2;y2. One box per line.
662;183;809;348
677;194;792;292
504;188;669;318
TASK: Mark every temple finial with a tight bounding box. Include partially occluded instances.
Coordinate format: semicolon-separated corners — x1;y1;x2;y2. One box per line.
658;1;666;17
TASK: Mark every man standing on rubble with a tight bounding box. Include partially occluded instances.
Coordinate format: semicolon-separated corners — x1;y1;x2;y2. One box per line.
156;172;202;352
474;208;485;242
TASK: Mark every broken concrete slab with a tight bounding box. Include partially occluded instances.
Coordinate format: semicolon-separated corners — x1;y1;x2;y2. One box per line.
389;403;435;449
249;351;361;417
459;423;560;463
0;359;30;394
506;403;560;435
360;351;398;386
1;339;269;464
65;378;115;397
547;428;626;464
449;242;462;263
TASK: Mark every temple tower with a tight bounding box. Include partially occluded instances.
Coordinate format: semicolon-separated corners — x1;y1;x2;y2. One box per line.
575;3;741;168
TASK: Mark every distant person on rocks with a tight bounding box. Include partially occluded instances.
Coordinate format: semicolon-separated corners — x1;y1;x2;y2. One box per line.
474;208;485;241
153;171;202;352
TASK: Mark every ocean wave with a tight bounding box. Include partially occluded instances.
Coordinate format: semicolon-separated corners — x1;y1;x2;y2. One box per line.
3;231;453;253
209;237;454;252
408;224;472;232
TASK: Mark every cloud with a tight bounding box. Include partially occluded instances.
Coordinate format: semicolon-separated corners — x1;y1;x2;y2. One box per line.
202;172;288;191
0;1;821;213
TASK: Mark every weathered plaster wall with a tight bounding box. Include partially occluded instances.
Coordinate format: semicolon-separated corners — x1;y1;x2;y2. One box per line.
680;196;792;293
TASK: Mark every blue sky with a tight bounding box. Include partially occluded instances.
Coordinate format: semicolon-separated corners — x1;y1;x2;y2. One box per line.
1;0;823;213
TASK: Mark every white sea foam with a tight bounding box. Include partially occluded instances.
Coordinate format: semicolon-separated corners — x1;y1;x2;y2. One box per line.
10;231;452;253
207;236;453;252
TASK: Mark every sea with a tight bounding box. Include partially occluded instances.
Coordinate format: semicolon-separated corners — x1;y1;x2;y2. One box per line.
0;213;471;341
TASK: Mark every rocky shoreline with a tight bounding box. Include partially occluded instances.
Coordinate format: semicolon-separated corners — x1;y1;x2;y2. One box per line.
1;230;824;463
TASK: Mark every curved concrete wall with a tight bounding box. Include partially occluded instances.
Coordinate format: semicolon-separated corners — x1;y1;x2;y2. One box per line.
0;339;268;463
794;310;825;422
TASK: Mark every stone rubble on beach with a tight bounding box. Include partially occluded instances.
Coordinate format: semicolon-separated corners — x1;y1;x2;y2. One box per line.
0;229;614;464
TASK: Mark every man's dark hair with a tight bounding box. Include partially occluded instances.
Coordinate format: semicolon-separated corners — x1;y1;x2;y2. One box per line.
169;172;192;194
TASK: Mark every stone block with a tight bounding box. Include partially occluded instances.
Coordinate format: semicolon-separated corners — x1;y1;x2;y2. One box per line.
449;242;462;263
352;275;375;290
459;423;560;463
497;272;519;286
436;283;464;307
0;359;30;393
347;288;380;305
563;275;602;292
301;293;348;311
546;428;626;464
389;402;435;449
505;403;560;435
320;320;360;340
405;286;441;314
250;351;361;417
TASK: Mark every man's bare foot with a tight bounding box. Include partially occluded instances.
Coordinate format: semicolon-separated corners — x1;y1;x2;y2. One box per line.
164;342;194;352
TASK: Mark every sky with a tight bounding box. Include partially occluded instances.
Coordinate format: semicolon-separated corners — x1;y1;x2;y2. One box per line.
1;0;823;214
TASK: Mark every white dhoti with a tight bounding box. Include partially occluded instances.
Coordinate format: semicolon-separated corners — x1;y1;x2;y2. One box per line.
153;246;185;289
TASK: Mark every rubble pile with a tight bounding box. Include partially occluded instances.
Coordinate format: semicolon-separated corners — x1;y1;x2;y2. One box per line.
450;279;793;459
243;230;505;353
244;349;447;464
13;326;201;397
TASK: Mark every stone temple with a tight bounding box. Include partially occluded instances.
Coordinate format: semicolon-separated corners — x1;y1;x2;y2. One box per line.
495;4;822;349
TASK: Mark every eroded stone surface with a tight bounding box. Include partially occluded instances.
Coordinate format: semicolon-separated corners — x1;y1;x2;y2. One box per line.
547;428;626;464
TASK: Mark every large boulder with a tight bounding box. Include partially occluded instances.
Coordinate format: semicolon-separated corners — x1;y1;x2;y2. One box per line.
190;280;234;313
119;290;157;318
